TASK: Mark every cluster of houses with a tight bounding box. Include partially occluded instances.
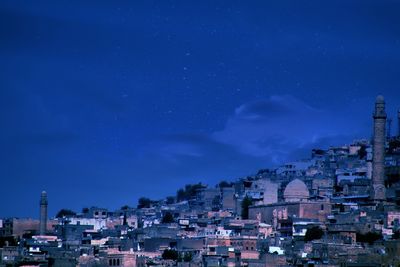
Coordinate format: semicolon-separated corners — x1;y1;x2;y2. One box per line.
1;137;400;266
1;97;400;266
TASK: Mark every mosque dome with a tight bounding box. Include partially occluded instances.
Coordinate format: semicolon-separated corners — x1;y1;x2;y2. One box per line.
283;179;309;202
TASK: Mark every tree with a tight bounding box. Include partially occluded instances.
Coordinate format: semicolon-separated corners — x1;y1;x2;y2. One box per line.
166;196;175;205
162;249;178;261
356;232;382;245
137;197;152;209
257;169;271;175
56;209;76;218
312;149;325;156
176;189;185;202
304;226;324;241
176;183;206;202
358;145;367;159
120;205;130;210
0;236;18;247
389;139;400;154
241;196;253;219
218;180;232;188
182;252;193;262
162;212;174;223
392;230;400;240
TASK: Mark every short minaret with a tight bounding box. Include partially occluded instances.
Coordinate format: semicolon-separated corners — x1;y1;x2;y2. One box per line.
371;96;387;201
39;191;48;235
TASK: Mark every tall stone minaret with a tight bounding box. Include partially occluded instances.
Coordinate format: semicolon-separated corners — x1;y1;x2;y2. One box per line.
371;96;386;201
39;191;48;235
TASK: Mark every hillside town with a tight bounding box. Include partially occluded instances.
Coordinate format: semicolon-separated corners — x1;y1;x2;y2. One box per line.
1;96;400;267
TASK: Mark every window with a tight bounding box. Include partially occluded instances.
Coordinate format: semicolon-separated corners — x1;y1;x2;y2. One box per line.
109;259;112;266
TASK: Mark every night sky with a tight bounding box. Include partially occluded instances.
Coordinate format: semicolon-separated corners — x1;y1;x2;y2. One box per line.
1;1;400;218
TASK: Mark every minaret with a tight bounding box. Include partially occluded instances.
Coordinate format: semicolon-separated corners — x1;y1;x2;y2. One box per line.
371;96;386;201
39;191;48;235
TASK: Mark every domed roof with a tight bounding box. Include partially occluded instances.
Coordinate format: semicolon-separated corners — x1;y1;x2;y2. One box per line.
283;179;309;202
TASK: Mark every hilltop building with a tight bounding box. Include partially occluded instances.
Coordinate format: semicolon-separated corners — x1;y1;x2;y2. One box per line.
372;95;387;201
283;178;309;202
39;191;48;235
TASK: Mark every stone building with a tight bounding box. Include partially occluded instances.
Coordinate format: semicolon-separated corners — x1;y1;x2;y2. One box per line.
0;218;56;237
249;201;331;227
372;95;387;201
103;249;137;267
39;191;48;235
283;179;310;202
221;187;236;211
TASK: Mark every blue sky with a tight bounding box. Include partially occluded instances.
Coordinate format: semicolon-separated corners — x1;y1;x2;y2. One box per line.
1;0;400;217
